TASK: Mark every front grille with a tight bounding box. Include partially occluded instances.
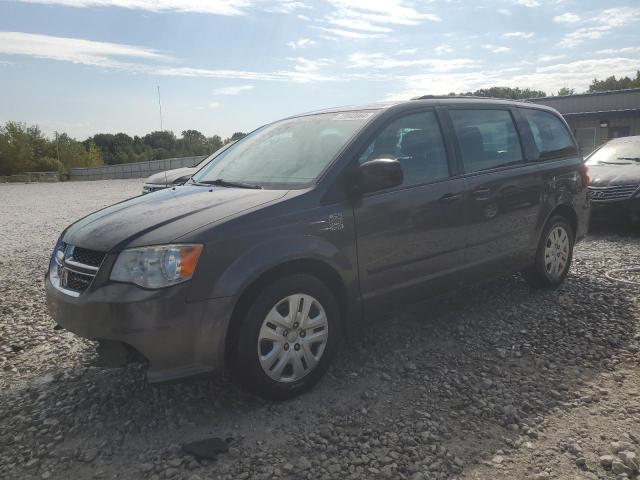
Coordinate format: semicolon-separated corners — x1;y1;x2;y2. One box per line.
72;247;106;267
51;244;105;296
588;184;639;202
66;270;94;292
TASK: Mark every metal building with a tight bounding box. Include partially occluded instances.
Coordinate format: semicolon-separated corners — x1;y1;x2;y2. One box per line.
528;88;640;154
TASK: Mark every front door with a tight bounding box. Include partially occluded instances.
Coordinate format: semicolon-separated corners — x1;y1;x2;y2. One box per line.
353;110;467;314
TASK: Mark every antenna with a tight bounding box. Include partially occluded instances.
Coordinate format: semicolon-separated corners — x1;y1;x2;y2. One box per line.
157;85;164;131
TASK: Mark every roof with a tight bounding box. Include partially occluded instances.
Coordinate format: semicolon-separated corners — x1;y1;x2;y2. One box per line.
294;96;552;119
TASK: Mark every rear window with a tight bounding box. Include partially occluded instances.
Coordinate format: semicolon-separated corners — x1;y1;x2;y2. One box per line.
449;109;524;173
520;108;577;160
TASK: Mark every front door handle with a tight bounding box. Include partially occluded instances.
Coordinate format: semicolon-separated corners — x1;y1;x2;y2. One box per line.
439;193;462;203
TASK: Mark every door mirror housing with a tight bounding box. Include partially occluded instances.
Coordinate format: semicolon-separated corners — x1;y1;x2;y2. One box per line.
353;158;403;194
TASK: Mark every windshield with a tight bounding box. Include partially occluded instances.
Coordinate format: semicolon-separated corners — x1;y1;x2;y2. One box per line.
191;111;377;188
586;137;640;165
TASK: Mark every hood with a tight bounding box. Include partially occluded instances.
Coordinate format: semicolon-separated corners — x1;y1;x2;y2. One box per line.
146;167;197;185
63;185;288;252
588;162;640;187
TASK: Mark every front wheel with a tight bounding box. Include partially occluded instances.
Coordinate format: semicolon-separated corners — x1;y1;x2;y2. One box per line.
233;274;340;400
522;215;574;288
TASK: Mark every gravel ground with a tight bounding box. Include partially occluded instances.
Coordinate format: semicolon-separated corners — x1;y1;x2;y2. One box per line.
1;180;639;480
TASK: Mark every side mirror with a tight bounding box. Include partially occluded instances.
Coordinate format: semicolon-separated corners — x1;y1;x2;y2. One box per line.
353;158;403;194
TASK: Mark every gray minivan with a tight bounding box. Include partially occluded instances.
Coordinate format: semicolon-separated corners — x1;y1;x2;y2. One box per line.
46;97;590;399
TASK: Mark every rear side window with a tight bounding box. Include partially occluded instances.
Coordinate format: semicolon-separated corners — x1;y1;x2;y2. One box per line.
520;108;577;160
449;109;524;173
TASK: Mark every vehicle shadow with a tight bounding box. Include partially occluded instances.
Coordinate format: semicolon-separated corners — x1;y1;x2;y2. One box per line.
1;263;637;479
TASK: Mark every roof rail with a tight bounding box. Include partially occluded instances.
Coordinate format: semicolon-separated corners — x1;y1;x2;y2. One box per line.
411;94;531;102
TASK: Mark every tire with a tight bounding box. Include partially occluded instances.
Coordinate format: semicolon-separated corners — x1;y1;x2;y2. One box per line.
522;215;574;288
233;274;340;400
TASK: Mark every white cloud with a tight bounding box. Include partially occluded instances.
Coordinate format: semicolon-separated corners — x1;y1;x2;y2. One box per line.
594;7;640;28
397;48;417;55
434;44;453;55
514;0;540;8
0;31;170;68
325;0;441;26
503;32;534;39
13;0;313;15
596;46;640;55
0;31;336;83
553;12;581;23
209;101;221;108
156;66;334;83
288;56;333;72
320;0;440;39
482;44;511;53
314;26;382;39
11;0;253;15
347;52;478;72
556;7;640;48
263;1;310;14
287;38;316;49
497;8;511;15
213;85;254;95
328;18;392;33
538;54;565;63
559;26;609;48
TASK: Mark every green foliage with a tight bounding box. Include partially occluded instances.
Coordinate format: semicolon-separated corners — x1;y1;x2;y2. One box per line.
448;86;547;99
227;132;248;143
557;87;576;96
0;122;106;175
588;71;640;93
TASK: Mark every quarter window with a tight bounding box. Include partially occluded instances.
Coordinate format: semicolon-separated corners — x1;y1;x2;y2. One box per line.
449;109;524;173
358;111;449;187
520;108;577;160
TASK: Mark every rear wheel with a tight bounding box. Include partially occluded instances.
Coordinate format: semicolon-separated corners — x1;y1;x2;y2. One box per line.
522;215;574;288
233;274;340;400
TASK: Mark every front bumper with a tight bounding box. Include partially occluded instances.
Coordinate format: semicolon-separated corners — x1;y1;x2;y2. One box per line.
590;197;640;221
45;276;234;382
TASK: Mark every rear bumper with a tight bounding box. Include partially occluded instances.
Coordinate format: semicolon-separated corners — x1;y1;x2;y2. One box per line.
45;276;234;382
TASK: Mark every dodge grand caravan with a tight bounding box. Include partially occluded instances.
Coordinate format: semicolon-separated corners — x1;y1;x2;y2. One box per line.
46;97;590;399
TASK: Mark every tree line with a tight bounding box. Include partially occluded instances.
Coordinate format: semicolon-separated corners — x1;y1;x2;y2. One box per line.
0;126;246;176
2;71;639;176
448;71;640;99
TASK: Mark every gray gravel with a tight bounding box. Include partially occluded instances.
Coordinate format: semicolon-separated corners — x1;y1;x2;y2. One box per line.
1;180;639;480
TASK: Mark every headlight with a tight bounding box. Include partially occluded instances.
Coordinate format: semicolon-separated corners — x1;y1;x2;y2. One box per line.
110;244;203;289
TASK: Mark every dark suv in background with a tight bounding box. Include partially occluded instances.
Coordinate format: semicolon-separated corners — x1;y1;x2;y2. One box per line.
46;97;590;399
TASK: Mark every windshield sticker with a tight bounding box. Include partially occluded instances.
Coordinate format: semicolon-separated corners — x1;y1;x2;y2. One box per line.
332;112;376;121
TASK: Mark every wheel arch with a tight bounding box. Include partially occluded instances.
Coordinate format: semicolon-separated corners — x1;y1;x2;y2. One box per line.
224;258;350;368
546;203;578;238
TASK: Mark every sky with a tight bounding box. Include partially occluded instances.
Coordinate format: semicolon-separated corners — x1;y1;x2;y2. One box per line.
0;0;639;140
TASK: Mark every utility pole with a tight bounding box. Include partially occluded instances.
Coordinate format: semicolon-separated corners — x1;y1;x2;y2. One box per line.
55;131;60;163
157;85;164;131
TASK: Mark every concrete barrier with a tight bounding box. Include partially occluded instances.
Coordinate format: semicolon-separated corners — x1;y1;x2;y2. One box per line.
69;155;206;181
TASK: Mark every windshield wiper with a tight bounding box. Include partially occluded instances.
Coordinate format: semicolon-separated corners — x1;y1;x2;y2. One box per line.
196;178;262;189
617;157;640;162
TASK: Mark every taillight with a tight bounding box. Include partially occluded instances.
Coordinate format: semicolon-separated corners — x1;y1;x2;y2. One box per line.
583;164;590;187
